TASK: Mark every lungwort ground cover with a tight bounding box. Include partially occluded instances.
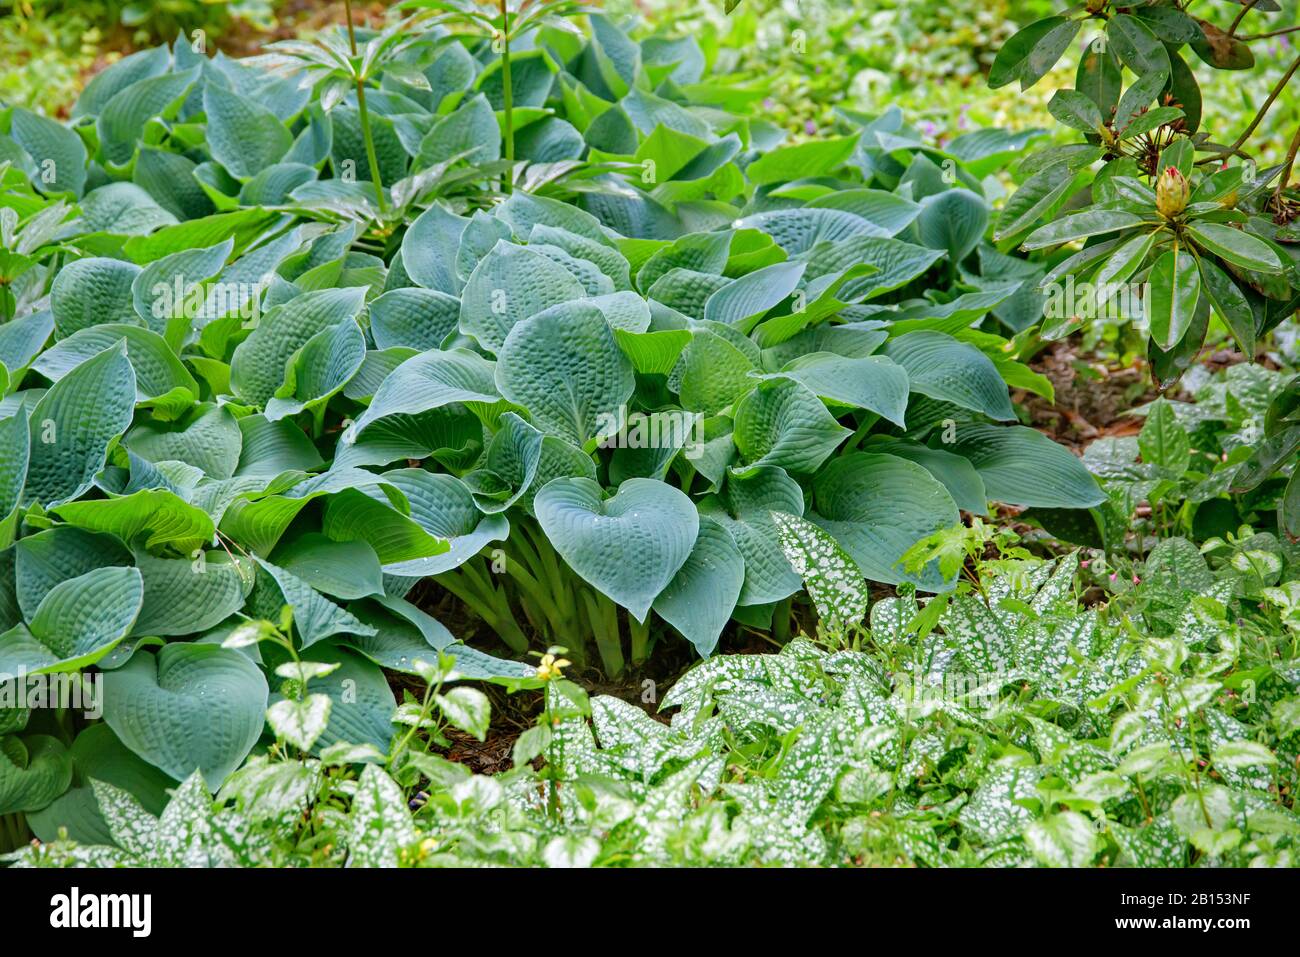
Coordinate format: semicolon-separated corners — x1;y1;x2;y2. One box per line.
0;0;1296;868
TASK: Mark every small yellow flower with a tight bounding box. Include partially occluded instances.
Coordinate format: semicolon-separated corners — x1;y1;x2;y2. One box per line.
536;653;571;681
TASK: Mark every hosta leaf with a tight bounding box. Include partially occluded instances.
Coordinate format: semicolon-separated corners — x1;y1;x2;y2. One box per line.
916;189;989;263
53;488;216;553
132;551;252;637
732;379;852;475
344;348;499;440
32;324;198;415
536;477;698;621
368;287;461;352
737;208;885;255
702;260;806;331
10;108;87;197
103;644;269;790
252;556;378;649
0;735;72;815
126;404;243;480
203;81;293;180
884;331;1014;421
495;302;634;447
230;287;367;408
759;353;904;423
0;567;143;674
458;241;586;354
50;258;141;339
652;516;744;657
811;452;960;591
25;344;136;507
270;533;383;600
947;424;1104;508
697;467;804;606
97;69;198;167
265;318;367;421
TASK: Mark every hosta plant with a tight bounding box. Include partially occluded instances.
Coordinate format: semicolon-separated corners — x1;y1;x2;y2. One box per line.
0;10;1122;848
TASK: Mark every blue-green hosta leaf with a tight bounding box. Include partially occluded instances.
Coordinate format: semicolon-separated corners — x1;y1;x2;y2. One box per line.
32;324;199;417
763;353;909;427
130;239;232;332
0;412;29;550
125;404;243;480
346;764;416;867
676;329;758;415
736;208;886;255
808;189;921;235
0;567;142;674
230;287;367;408
368;287;461;352
203;81;293;180
287;645;396;754
10;108;87;197
0;735;72;815
636;230;732;293
14;526;131;620
864;437;989;516
947;424;1105;508
732;379;852;475
50;258;142;339
417;93;500;168
346;595;456;674
492;191;599;243
0;310;54;373
265;317;366;421
71;45;169;119
78;181;177;236
495;302;635;447
530;224;631;291
916;189;989;265
883;331;1015;421
536;477;699;622
772;511;870;633
697;467;804;606
811;452;961;591
252;556;378;650
132;550;252;637
462;412;542;514
236;414;323;477
647;268;732;319
103;644;269;791
25;344;137;507
25;724;176;845
800;236;942;298
270;533;383;600
401;203;469;295
652;516;744;657
458;240;586;354
344;347;499;441
97;69;198;168
702;260;806;331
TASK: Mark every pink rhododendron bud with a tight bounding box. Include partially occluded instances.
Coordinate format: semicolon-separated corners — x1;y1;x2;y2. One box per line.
1156;166;1190;219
